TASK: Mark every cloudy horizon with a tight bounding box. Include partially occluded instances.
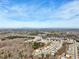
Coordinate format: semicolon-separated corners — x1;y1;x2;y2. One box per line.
0;0;79;28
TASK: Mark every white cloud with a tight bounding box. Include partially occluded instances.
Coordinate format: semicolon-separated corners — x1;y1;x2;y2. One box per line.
49;0;79;20
0;0;79;28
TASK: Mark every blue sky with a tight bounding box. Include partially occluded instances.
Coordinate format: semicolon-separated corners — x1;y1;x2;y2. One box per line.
0;0;79;28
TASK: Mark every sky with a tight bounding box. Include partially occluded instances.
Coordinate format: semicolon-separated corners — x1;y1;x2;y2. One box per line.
0;0;79;28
